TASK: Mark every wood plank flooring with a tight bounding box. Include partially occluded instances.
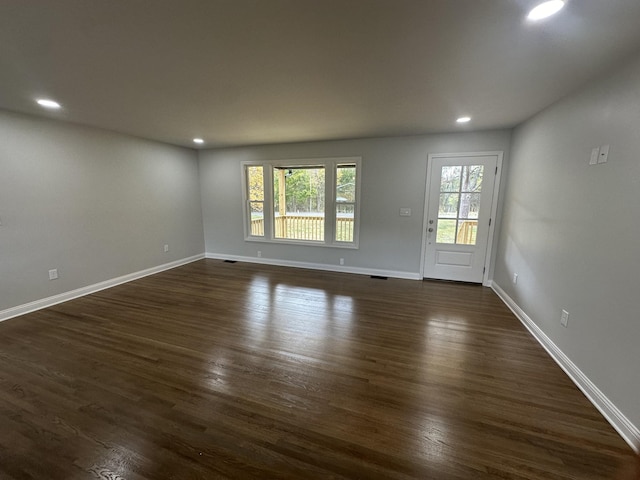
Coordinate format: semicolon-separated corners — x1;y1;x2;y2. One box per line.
0;259;636;479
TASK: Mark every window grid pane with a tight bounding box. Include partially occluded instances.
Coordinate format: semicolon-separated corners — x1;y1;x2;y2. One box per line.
439;193;459;218
459;193;481;219
440;166;461;192
436;219;457;244
456;220;477;245
461;165;483;193
336;203;354;242
247;166;264;201
249;201;264;237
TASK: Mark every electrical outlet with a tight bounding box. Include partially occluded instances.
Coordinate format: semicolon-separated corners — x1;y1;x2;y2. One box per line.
513;273;518;284
598;144;610;164
49;269;59;280
257;251;262;258
164;244;169;253
339;258;345;265
560;309;569;328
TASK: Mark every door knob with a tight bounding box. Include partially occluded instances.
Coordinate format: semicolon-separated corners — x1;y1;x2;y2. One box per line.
428;227;434;232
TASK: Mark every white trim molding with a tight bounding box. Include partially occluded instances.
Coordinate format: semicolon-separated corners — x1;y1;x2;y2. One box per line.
491;281;640;454
0;254;205;323
206;252;421;280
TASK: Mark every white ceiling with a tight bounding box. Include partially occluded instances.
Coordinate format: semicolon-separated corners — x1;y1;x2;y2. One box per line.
2;0;640;148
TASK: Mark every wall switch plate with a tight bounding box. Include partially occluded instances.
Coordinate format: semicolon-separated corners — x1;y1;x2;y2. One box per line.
399;208;411;217
560;309;569;328
513;273;518;284
164;244;169;252
49;269;59;280
589;147;600;165
598;144;610;164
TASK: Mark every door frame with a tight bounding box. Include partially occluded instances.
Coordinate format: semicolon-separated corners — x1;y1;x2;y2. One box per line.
419;151;503;286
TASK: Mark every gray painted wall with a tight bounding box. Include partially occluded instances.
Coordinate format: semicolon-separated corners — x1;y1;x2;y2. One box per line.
0;111;204;311
493;53;640;429
199;131;511;277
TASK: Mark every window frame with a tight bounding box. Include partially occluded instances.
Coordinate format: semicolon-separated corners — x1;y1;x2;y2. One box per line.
245;165;266;238
241;156;361;249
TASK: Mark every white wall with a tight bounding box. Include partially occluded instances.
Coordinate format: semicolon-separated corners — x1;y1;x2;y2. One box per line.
199;131;511;277
493;53;640;435
0;111;204;312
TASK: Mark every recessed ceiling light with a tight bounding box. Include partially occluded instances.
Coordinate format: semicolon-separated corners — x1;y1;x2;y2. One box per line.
36;99;61;109
456;116;471;124
193;138;204;144
527;0;565;21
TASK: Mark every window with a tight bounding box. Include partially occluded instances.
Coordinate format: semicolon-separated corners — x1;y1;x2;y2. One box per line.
436;164;484;245
336;164;356;243
242;157;360;248
273;165;325;241
246;165;265;237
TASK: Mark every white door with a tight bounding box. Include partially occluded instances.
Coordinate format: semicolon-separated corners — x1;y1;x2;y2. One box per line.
422;153;500;283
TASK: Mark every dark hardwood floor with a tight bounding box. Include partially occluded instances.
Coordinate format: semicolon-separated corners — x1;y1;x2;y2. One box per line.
0;259;636;479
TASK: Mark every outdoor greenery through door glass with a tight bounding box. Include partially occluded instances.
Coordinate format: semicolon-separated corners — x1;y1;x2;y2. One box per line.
437;165;483;244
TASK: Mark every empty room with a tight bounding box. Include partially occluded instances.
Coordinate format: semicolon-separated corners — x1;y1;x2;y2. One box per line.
1;1;639;479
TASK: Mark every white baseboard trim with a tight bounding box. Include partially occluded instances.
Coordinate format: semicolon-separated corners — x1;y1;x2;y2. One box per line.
205;252;422;281
0;254;205;323
491;282;640;454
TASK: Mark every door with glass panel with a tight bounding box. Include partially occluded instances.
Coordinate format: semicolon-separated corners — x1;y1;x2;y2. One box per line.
422;154;498;283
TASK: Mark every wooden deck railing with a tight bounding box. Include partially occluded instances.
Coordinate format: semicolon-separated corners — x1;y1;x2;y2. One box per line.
456;220;478;245
336;217;354;242
275;215;324;240
254;216;468;244
250;218;265;236
250;216;354;242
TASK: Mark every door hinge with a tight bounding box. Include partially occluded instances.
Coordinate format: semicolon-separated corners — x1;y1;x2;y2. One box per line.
489;218;492;226
483;267;486;274
495;166;498;174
